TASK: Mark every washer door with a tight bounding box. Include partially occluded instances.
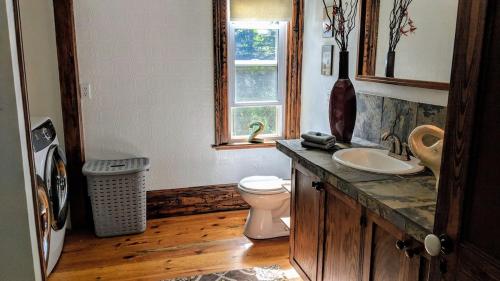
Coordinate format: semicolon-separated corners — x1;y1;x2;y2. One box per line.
35;175;50;276
44;145;69;231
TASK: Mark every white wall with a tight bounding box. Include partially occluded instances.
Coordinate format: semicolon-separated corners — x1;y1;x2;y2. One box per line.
19;0;65;146
0;0;42;280
74;0;290;190
301;0;450;134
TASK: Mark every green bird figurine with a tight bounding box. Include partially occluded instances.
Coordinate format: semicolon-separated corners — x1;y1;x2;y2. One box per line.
248;121;265;143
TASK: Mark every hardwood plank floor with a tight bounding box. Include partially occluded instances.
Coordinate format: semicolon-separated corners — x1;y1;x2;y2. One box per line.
49;210;297;281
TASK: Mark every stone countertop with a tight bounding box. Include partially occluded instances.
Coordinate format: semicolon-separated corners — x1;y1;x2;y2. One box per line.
276;139;437;243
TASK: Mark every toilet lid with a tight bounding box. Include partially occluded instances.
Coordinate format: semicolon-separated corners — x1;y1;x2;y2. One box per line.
238;176;285;194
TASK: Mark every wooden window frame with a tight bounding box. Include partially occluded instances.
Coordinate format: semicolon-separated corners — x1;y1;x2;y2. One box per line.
212;0;304;150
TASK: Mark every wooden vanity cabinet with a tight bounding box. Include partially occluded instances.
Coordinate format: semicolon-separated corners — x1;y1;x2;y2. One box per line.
290;163;431;281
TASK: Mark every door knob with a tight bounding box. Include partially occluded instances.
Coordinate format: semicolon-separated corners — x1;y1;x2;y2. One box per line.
424;234;453;256
312;181;324;191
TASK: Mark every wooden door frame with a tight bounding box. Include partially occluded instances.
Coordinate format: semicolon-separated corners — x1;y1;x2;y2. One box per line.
12;0;47;279
431;0;497;279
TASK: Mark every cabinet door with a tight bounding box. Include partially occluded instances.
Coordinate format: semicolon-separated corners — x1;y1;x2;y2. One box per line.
290;163;325;281
322;185;363;281
362;211;430;281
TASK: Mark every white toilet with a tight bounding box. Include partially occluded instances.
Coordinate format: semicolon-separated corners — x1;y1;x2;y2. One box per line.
237;176;290;239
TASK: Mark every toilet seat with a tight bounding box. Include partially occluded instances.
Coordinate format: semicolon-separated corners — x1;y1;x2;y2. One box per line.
238;176;286;195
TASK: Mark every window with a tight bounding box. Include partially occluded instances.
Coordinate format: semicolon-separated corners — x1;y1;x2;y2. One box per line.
228;22;287;141
213;0;304;149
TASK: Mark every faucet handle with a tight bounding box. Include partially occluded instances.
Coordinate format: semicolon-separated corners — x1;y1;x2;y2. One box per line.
400;143;411;161
382;132;395;153
381;131;392;141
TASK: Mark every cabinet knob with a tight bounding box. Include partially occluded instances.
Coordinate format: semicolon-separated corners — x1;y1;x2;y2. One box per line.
424;234;453;256
312;181;324;191
395;239;411;251
405;249;415;258
404;247;422;259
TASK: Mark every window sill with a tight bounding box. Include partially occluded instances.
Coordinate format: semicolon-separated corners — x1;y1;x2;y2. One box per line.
212;141;277;150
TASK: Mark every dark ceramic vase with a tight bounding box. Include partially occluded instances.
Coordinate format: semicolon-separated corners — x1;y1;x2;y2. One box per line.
385;51;395;77
329;51;356;143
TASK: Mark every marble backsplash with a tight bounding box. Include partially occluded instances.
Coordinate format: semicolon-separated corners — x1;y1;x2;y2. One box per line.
352;92;447;146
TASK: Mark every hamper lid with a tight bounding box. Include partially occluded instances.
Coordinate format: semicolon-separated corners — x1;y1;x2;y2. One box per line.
82;158;150;176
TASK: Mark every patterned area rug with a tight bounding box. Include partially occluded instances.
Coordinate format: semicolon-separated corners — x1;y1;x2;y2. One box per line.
162;265;298;281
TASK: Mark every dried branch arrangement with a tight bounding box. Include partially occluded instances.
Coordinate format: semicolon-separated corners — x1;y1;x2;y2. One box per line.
322;0;359;51
388;0;416;52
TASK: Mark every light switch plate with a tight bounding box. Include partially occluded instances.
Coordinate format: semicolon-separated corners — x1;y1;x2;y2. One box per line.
81;83;91;99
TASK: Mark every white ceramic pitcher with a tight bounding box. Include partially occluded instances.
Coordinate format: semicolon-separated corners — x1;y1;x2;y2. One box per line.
408;125;444;190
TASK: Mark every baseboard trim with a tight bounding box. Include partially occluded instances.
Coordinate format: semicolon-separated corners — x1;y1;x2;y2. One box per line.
147;184;250;219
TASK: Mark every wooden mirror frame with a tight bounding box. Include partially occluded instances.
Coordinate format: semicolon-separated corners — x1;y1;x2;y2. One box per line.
355;0;450;91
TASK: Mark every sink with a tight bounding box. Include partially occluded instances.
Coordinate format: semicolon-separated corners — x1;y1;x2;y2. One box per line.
333;148;424;175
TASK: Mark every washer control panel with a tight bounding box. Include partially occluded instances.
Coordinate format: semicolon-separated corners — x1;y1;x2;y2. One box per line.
32;120;56;152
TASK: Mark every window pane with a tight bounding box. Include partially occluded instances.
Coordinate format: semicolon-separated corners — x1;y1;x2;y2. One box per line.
235;28;278;60
231;106;280;137
235;65;278;103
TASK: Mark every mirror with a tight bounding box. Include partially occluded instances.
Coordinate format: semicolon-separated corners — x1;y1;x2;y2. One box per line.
357;0;459;90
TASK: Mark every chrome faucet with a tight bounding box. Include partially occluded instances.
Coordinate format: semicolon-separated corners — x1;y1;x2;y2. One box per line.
381;132;411;161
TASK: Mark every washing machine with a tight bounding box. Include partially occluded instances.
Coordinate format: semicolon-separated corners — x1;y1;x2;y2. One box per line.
31;117;68;275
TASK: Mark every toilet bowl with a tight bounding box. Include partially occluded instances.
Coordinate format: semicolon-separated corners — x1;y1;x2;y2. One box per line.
237;176;290;239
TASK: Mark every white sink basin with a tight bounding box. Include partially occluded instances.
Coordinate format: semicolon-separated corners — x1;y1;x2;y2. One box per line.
333;148;424;175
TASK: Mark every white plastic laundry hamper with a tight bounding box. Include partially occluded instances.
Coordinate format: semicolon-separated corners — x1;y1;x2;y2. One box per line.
82;158;150;237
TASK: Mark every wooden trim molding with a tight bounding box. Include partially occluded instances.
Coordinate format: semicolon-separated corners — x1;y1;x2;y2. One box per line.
52;0;91;229
212;0;304;146
355;75;449;91
212;141;276;150
285;0;304;139
356;0;450;91
147;184;250;219
213;0;230;146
